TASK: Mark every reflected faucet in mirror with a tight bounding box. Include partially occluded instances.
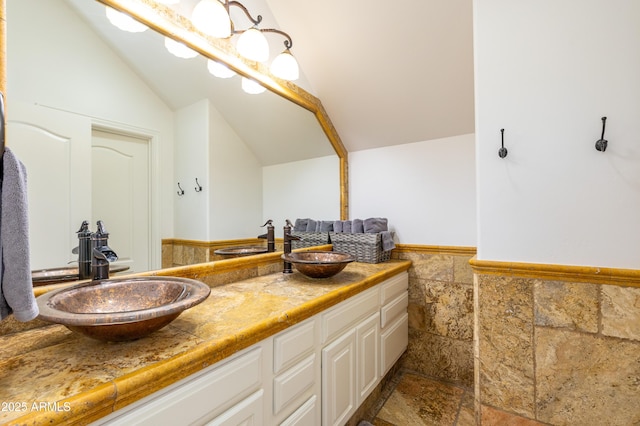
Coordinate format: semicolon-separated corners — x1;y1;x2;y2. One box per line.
282;219;302;274
257;219;275;252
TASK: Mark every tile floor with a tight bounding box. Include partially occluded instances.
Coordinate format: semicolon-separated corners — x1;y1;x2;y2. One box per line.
368;370;547;426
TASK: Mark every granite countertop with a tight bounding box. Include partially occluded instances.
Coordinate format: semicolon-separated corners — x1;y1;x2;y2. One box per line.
0;260;411;425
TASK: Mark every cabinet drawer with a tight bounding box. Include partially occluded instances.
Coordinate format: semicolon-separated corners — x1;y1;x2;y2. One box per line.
102;346;263;425
206;389;264;426
381;292;408;329
380;272;408;305
380;312;408;376
280;395;318;426
322;286;379;344
273;354;317;415
274;318;316;374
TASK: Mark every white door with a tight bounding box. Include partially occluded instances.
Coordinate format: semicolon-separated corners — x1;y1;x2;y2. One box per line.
6;102;90;270
91;129;150;273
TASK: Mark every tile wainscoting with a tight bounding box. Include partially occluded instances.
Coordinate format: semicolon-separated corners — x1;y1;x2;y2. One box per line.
471;258;640;425
392;245;477;389
161;238;284;267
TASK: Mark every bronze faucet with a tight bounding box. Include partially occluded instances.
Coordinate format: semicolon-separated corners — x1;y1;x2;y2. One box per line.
283;219;302;274
257;219;275;252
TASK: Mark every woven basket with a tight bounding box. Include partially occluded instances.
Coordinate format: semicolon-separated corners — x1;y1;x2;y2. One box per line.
291;232;331;249
329;232;392;263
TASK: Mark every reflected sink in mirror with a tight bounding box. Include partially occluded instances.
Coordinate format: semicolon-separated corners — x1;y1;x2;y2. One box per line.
214;246;269;258
281;251;355;279
31;265;130;286
36;277;210;342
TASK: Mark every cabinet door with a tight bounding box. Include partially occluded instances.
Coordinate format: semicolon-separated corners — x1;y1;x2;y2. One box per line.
357;312;380;404
321;329;356;426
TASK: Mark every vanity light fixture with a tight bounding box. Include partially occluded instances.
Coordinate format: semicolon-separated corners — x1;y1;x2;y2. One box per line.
105;6;148;33
191;0;300;81
191;0;232;38
207;59;236;78
241;77;266;94
164;36;198;58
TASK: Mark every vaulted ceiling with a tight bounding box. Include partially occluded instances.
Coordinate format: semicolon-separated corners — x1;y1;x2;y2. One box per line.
265;0;475;152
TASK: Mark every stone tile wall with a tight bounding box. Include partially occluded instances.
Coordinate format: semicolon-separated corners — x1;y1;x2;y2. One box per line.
476;274;640;425
393;247;476;388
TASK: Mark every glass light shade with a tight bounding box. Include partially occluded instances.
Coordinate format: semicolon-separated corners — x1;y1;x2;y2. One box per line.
164;37;198;59
105;7;148;33
270;50;299;81
236;28;269;62
191;0;231;38
207;59;236;78
241;77;266;94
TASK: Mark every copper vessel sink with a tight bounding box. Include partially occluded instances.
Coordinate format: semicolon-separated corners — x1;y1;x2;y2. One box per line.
281;251;355;278
36;277;210;342
214;246;268;258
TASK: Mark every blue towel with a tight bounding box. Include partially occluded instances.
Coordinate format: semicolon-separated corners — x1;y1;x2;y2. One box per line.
306;219;318;232
294;218;309;232
333;220;343;233
364;217;388;233
381;231;395;251
0;148;38;322
353;219;364;233
342;220;352;233
319;221;333;232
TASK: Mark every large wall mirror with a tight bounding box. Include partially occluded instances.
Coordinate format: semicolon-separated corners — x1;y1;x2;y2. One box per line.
3;0;347;275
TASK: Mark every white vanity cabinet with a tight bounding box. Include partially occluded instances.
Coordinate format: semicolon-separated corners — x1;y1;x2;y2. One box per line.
93;272;409;426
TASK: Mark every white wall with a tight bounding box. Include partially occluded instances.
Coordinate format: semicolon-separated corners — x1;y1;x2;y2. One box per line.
174;100;210;240
474;0;640;269
208;103;263;240
262;155;340;228
349;134;476;246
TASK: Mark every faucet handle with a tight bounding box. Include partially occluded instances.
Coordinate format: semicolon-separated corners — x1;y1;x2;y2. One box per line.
261;219;273;227
285;219;293;228
76;220;90;235
95;220;108;236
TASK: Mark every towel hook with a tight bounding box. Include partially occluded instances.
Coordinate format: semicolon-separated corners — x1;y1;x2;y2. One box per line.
595;116;608;152
177;182;185;196
498;128;508;158
194;178;203;192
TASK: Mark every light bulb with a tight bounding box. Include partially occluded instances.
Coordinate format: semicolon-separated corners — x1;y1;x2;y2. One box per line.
241;77;266;94
164;37;198;59
207;59;236;78
236;27;269;62
270;50;299;81
191;0;231;38
105;7;148;33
